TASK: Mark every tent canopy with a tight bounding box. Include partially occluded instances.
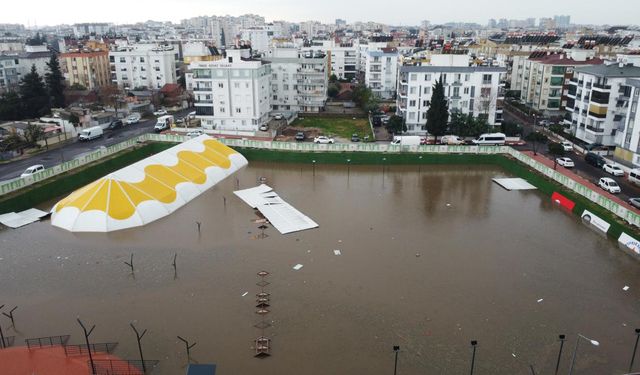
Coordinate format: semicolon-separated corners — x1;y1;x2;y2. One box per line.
51;135;247;232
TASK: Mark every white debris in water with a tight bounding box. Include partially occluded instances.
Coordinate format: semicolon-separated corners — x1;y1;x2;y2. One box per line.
446;203;452;207
623;286;630;291
537;298;544;303
338;240;342;243
307;250;311;253
333;250;341;256
512;353;517;358
293;264;304;271
241;292;248;297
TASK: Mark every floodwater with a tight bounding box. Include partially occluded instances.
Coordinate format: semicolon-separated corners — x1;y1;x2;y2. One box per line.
1;163;640;375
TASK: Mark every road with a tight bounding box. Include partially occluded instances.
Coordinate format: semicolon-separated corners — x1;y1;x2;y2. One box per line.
0;108;194;181
504;107;640;202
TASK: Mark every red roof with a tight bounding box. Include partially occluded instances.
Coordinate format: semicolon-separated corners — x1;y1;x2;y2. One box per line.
160;83;182;94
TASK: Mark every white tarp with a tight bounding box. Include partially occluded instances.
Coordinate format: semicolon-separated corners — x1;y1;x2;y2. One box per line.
618;232;640;255
51;135;247;232
492;178;537;191
581;210;611;234
234;184;319;234
0;208;48;228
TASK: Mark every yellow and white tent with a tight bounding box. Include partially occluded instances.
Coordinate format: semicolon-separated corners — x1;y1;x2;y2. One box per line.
51;135;247;232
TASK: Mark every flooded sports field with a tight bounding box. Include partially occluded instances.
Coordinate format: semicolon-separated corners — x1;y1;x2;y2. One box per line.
1;162;640;374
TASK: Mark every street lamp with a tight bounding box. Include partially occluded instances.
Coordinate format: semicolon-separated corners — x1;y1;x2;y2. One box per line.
470;340;478;375
393;345;400;375
629;328;640;373
312;160;316;177
554;334;566;375
347;159;351;179
568;334;599;375
418;155;423;174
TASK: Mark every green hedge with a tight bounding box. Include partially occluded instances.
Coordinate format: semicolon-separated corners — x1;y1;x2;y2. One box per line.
0;142;174;214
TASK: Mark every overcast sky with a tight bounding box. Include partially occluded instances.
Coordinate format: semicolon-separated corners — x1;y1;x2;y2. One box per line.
4;0;638;27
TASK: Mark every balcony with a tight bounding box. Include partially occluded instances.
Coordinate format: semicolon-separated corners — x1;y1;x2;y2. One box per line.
195;99;214;104
593;82;611;91
193;86;213;92
586;125;605;133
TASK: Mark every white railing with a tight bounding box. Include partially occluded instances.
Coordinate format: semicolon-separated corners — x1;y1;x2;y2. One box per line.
2;136;639;228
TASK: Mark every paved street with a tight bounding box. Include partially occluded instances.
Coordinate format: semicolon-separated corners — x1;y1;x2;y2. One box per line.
0;108;194;181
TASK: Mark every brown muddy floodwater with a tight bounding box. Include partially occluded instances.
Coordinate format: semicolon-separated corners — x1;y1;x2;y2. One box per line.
1;163;640;375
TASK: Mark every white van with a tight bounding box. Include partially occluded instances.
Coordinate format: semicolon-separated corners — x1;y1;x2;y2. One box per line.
390;135;422;146
78;126;104;141
154;115;174;133
629;169;640;186
472;132;506;145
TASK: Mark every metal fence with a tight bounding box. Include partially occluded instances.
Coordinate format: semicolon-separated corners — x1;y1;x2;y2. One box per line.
65;342;118;356
25;334;70;349
91;359;159;375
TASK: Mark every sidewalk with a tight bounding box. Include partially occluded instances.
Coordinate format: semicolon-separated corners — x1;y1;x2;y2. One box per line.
521;150;637;212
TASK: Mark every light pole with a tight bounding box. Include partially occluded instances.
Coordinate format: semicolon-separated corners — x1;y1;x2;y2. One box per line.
77;318;96;375
312;160;316;177
629;328;640;373
470;340;478;375
347;159;351;180
382;157;387;178
568;334;599;375
554;334;566;375
418;155;423;174
393;345;400;375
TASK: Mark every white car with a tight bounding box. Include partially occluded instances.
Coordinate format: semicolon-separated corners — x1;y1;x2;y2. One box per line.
440;135;464;145
603;163;625;177
561;141;573;152
599;177;621;194
556;157;574;168
259;124;269;131
153;109;168;116
20;164;44;178
186;130;203;137
314;136;335;144
273;113;283;120
125;113;141;125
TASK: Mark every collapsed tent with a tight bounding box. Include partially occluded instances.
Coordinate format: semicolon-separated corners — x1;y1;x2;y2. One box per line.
51;135;247;232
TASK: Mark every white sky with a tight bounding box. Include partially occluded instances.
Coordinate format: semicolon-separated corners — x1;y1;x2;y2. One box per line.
4;0;637;27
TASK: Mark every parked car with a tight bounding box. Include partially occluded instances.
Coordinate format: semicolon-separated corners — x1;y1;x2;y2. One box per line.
273;113;283;120
107;120;123;130
585;152;606;168
603;163;625;177
78;126;103;141
125;113;141;125
599;177;621;194
538;119;550;127
440;135;464;145
314;136;334;144
351;134;361;142
561;141;573;152
20;164;44;178
556;157;575;168
153;109;168;116
629;198;640;209
295;132;305;141
186;130;203;137
259;124;269;131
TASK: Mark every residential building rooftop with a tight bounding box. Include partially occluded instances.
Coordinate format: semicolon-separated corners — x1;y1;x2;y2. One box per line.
400;65;505;73
575;64;640;78
527;51;604;65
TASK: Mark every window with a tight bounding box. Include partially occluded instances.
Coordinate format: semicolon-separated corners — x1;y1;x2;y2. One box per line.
408;112;416;120
410;74;417;81
422;100;428;107
422;112;427;120
234;82;240;89
218;83;224;88
109;56;115;63
119;57;126;63
235;108;241;113
464;87;470;95
219;107;225;113
465;74;470;81
410;87;416;94
423;87;431;95
425;74;432;81
482;74;492;84
409;100;416;107
140;57;145;63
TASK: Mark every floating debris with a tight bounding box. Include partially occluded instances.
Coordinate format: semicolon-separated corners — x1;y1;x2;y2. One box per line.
333;250;342;256
537;298;544;303
293;264;303;271
623;286;630;291
242;292;248;297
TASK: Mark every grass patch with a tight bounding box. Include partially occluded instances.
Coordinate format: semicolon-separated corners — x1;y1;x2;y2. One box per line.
291;117;373;140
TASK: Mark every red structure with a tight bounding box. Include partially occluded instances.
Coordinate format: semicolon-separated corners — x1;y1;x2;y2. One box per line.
552;192;576;211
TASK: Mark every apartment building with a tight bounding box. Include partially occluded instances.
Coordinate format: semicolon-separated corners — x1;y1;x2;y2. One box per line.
397;54;505;134
188;49;271;134
0;45;52;93
240;26;276;54
267;47;328;113
567;63;640;147
364;48;398;99
301;42;358;80
614;79;640;165
514;50;603;113
60;48;110;90
109;43;177;90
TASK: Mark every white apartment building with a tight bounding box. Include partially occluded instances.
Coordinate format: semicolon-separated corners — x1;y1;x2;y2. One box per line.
189;49;271;135
240;26;276;54
0;45;52;93
567;63;640;147
109;43;177;90
356;40;388;73
397;54;505;135
614;79;640;165
267;47;328;113
301;42;358;80
365;48;399;99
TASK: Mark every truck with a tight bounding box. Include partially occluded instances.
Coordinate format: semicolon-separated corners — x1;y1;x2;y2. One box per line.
78;126;104;141
154;115;174;133
390;135;422;146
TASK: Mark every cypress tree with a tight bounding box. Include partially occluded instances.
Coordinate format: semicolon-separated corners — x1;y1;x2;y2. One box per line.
45;54;65;108
19;64;50;119
425;77;449;143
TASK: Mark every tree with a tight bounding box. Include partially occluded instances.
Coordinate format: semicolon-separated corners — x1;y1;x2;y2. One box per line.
177;74;186;90
19;65;50;119
524;131;548;156
448;113;489;138
548;142;566;170
69;113;80;126
351;83;372;109
0;132;25;153
98;84;124;115
425;77;449;143
386;115;407;134
329;74;338;83
24;123;45;147
0;92;23;121
45;54;65;108
501;121;522;137
26;32;45;46
327;83;340;98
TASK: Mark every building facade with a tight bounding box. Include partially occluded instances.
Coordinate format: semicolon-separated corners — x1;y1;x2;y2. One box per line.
365;48;398;99
60;48;110;90
614;79;640;165
109;44;177;90
189;49;271;134
0;45;52;93
567;64;640;147
397;60;505;134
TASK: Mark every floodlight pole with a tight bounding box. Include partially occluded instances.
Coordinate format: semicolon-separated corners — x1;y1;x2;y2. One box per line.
555;334;566;375
470;340;478;375
130;323;147;373
629;328;640;373
77;318;96;374
393;345;400;375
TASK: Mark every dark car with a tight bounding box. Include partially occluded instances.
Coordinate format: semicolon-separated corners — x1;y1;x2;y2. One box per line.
351;134;361;142
585;152;605;168
107;120;123;130
372;116;382;127
295;132;305;141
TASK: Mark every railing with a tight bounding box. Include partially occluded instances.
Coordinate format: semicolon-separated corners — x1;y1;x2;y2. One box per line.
91;359;159;375
65;342;118;356
586;125;605;133
25;335;70;349
593;83;611;90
